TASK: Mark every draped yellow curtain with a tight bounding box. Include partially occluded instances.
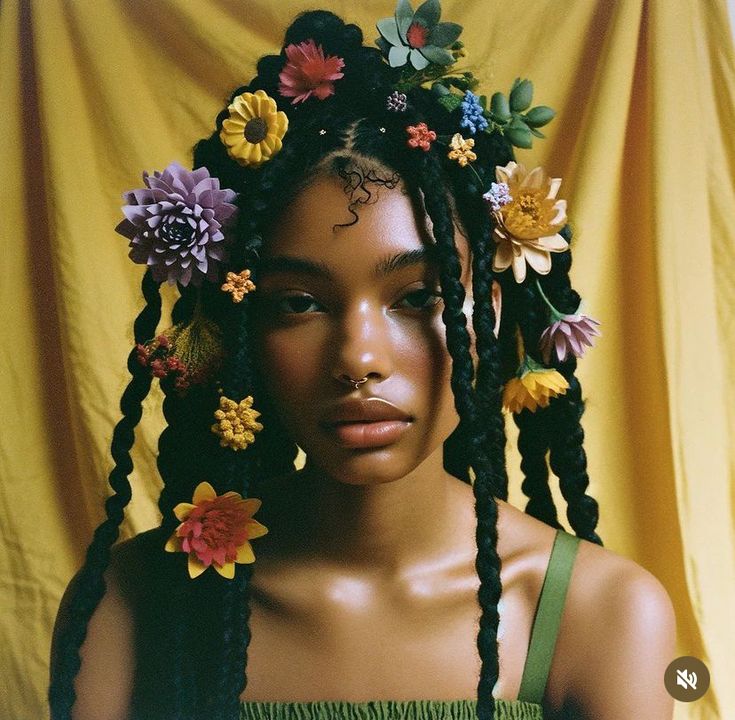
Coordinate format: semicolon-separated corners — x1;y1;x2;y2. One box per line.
1;1;733;718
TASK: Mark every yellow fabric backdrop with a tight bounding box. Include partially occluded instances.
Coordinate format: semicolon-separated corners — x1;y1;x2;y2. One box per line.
1;1;733;718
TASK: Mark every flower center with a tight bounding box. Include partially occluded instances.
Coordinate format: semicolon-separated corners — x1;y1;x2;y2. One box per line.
406;22;429;48
244;117;268;144
504;192;553;236
160;216;196;246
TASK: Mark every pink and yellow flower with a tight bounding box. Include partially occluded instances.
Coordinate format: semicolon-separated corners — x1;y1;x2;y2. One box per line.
490;162;569;283
278;39;345;104
164;481;268;579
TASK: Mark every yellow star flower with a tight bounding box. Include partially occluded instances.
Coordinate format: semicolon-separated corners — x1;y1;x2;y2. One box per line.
447;133;477;167
211;395;263;450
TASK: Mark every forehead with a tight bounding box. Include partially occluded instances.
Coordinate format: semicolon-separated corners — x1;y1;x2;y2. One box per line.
263;174;435;268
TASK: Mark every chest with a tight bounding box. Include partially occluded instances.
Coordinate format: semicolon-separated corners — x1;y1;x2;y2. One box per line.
240;568;536;703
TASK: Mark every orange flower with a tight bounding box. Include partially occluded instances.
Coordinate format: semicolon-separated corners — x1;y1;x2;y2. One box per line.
502;355;569;413
164;481;268;579
221;268;256;303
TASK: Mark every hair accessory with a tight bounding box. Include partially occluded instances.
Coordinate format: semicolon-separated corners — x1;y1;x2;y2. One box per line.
211;395;263;450
536;280;601;363
406;122;437;150
221;268;256;303
488;161;569;283
483;182;512;212
164;481;268;579
376;0;462;70
115;162;238;287
220;90;288;167
447;133;476;167
136;311;224;394
340;375;368;390
278;39;345;104
386;90;408;111
459;91;488;135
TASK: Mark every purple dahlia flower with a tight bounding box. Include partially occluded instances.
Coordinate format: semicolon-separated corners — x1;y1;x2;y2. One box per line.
539;314;602;364
115;162;238;287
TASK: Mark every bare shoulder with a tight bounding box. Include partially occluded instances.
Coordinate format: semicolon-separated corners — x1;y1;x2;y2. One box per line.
51;531;158;720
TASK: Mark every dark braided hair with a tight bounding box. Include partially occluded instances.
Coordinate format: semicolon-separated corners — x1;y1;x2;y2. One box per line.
51;9;602;720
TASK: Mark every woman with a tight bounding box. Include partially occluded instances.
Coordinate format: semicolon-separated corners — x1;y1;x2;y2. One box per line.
50;6;676;720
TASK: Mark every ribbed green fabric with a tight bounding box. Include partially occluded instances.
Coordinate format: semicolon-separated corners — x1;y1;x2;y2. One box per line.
240;698;543;719
516;529;581;705
240;529;582;719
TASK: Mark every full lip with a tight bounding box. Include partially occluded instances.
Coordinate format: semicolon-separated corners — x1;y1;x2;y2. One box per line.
319;398;414;427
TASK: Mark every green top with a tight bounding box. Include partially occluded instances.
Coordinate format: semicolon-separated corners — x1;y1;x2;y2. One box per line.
240;529;581;720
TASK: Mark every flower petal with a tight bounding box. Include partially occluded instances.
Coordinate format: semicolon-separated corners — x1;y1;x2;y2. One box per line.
193;481;217;504
236;542;256;564
173;502;196;522
188;554;208;579
214;561;236;579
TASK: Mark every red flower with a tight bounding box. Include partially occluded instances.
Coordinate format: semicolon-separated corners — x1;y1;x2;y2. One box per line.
406;122;437;151
278;39;345;104
165;481;268;579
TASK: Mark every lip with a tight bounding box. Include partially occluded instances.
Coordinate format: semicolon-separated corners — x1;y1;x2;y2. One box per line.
319;399;414;449
320;398;413;426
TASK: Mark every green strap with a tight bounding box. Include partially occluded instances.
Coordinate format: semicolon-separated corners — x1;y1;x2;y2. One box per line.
516;529;581;705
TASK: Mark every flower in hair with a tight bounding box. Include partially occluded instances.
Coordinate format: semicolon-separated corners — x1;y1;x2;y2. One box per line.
137;310;224;394
447;133;476;167
278;39;345;104
536;280;601;363
221;268;256;303
490;162;569;283
211;395;263;450
502;354;569;414
459;91;488;135
376;0;462;70
115;162;237;287
406;122;436;151
220;90;288;167
386;90;408;112
483;182;512;212
164;481;268;579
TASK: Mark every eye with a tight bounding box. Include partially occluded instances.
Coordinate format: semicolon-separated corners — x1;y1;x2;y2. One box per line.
276;294;324;314
395;287;442;311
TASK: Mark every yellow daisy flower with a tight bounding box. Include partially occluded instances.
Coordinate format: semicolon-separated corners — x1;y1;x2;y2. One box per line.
219;90;288;167
211;395;263;450
502;355;569;413
447;133;477;167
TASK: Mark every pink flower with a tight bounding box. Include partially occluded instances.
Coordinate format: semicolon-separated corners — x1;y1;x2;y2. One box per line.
406;122;437;151
539;314;601;363
278;39;345;104
165;481;268;579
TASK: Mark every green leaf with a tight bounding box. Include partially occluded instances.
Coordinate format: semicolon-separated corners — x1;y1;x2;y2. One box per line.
428;21;463;47
525;105;556;127
376;17;403;46
509;79;533;112
437;93;463;112
529;127;546;138
505;119;533;148
431;82;451;96
414;0;441;27
395;0;415;43
418;45;455;65
479;94;487;110
490;92;511;121
510;77;522;93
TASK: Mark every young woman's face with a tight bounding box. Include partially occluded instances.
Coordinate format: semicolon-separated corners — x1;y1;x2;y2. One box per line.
252;172;476;486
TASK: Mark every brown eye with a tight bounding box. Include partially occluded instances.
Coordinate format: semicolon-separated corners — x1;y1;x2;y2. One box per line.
277;294;323;314
395;288;442;311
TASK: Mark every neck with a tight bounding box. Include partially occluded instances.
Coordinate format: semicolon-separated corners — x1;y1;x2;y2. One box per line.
276;448;469;573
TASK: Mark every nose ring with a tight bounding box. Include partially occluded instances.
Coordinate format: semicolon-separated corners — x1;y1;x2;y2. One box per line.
340;375;368;390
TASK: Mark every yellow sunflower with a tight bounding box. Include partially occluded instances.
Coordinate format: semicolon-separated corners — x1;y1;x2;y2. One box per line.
219;90;288;167
502;355;569;413
492;162;569;283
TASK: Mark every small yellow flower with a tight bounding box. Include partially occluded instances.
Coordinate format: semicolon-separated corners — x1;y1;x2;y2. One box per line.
219;90;288;167
502;356;569;413
221;268;256;303
211;395;263;450
447;133;477;167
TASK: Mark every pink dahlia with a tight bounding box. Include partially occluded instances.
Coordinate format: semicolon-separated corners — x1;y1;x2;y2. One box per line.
115;162;238;287
278;39;345;104
165;481;268;579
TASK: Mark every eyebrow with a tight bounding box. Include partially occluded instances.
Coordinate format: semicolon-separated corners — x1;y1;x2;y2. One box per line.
257;247;438;281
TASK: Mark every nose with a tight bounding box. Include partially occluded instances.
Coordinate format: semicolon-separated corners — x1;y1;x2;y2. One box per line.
331;300;393;388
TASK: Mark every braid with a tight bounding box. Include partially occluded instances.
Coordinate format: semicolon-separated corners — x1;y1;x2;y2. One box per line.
419;156;501;719
49;271;161;720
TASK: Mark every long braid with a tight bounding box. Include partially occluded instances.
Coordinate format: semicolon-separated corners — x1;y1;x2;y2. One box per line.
419;156;501;720
49;271;161;720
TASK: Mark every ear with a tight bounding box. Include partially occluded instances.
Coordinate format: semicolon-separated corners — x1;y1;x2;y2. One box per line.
491;280;502;338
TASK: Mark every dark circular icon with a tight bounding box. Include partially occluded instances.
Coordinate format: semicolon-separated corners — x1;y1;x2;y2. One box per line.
664;656;710;702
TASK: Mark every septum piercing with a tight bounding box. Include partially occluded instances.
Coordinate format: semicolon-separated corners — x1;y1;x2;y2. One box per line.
341;375;368;390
